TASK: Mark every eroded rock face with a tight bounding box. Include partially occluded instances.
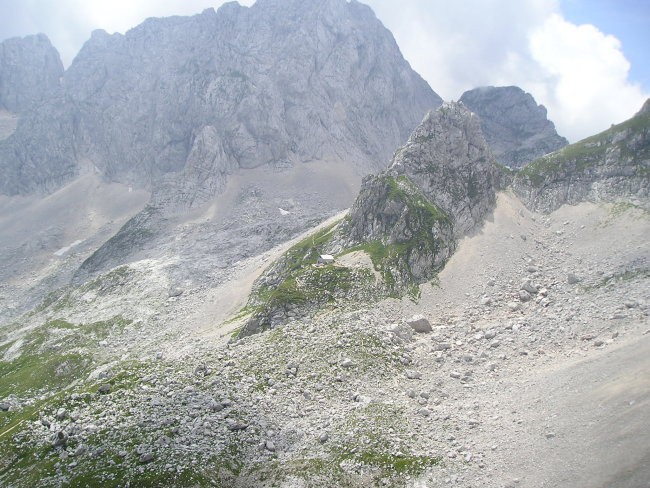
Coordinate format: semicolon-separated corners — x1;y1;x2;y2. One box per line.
0;0;441;199
513;100;650;213
0;34;63;113
460;86;567;168
386;102;500;237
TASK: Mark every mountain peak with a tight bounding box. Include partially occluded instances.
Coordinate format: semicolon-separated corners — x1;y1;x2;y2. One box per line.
1;0;440;198
388;101;498;236
460;85;568;168
0;34;63;112
637;98;650;116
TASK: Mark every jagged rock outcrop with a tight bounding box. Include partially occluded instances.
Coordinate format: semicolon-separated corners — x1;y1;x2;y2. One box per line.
0;34;63;112
513;99;650;212
383;102;500;236
0;0;441;200
239;102;499;337
460;86;567;168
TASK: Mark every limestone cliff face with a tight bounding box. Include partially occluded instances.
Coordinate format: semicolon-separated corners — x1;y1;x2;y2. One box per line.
384;102;500;236
513;100;650;213
0;0;441;200
0;34;63;113
460;86;567;168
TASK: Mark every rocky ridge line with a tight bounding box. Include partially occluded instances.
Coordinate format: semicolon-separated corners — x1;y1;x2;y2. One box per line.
0;0;441;200
513;98;650;212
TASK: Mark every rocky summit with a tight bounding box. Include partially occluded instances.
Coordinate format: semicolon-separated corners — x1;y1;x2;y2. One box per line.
460;86;568;168
0;34;63;113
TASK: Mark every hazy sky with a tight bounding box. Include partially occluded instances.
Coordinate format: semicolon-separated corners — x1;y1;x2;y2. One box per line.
0;0;647;141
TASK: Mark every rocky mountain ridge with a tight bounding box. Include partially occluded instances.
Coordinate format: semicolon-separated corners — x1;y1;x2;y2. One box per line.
0;0;441;200
460;86;568;168
513;99;650;212
0;34;63;113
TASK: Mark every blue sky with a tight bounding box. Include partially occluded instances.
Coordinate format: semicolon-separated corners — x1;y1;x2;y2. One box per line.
561;0;649;92
0;0;647;141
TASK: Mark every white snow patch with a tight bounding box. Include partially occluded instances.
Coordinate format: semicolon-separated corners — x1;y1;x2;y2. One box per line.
54;239;84;257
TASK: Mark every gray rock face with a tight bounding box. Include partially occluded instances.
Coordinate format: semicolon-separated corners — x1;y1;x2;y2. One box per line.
342;172;456;285
386;102;500;236
0;34;63;112
460;86;568;168
0;0;441;199
513;101;650;212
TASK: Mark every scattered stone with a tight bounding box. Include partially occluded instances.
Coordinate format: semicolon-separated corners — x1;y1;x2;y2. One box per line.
406;370;422;380
407;315;433;333
418;408;431;417
545;432;556;439
55;408;68;421
74;444;88;457
341;358;355;369
51;430;68;448
479;296;492;306
0;402;10;412
139;452;154;464
168;287;184;298
226;419;249;431
594;340;604;347
265;440;276;452
521;280;538;294
98;384;111;395
567;273;581;285
450;372;462;379
318;433;329;444
507;302;521;311
519;290;532;302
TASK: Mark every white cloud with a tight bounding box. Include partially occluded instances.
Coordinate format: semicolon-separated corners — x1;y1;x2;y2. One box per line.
366;0;647;142
525;14;647;140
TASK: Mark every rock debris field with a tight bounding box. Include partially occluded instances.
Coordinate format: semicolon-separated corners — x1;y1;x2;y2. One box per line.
1;193;648;487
